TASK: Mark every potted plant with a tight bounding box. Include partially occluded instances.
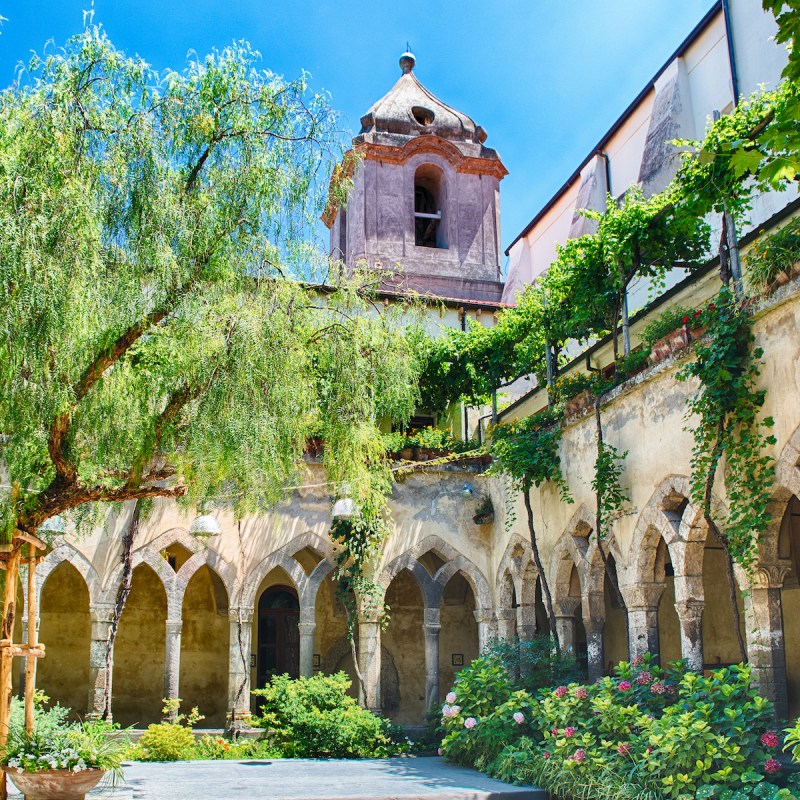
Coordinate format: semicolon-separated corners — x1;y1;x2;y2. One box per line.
641;305;693;365
2;719;128;800
744;217;800;294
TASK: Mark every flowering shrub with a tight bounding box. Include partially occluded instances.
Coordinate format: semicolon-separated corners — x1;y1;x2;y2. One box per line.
442;655;798;800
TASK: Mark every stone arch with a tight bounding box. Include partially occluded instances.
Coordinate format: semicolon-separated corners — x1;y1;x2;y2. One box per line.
241;550;308;612
410;534;462;566
285;531;334;562
495;534;536;601
432;554;492;611
143;527;203;558
37;541;102;612
549;531;585;604
380;552;438;609
38;560;92;716
175;550;236;617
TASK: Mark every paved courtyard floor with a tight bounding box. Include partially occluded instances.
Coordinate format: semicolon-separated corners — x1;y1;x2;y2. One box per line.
13;757;545;799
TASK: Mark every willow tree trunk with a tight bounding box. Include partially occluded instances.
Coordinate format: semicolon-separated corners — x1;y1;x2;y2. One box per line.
522;486;559;650
102;501;140;720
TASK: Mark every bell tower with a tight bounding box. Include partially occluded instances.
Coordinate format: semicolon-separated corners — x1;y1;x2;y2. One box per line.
325;52;508;303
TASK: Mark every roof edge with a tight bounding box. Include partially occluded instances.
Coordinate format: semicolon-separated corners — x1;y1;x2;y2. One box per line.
504;0;724;256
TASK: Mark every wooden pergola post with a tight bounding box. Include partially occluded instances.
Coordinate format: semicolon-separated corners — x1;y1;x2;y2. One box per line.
0;525;46;800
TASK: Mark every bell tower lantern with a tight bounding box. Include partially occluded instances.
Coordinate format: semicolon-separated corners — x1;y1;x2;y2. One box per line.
325;52;508;303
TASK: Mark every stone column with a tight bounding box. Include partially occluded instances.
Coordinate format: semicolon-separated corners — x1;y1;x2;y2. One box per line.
163;618;182;717
744;565;790;720
423;607;441;710
554;598;581;654
583;619;605;683
675;600;704;672
622;584;664;662
473;608;495;653
494;608;516;640
298;618;316;679
86;603;115;719
516;604;536;642
358;614;382;713
226;608;253;726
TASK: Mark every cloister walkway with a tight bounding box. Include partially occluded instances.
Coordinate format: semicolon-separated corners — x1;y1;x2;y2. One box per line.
33;757;545;799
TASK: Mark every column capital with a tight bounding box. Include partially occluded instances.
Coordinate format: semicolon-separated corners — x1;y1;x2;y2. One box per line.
554;597;581;618
675;600;704;622
89;604;116;625
752;562;792;590
621;582;665;610
473;608;494;625
165;619;183;635
229;608;254;625
494;608;516;622
298;622;316;636
424;607;441;626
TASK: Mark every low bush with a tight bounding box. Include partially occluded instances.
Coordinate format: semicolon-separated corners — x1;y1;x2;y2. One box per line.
251;672;411;758
745;216;800;291
640;306;694;348
441;652;799;800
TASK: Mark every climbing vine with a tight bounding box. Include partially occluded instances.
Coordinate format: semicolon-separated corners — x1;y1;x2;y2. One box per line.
489;409;572;646
677;286;776;661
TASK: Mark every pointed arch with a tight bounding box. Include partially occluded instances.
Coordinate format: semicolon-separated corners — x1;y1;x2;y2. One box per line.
432;554;492;610
380;552;439;608
241;550;308;611
37;541;102;612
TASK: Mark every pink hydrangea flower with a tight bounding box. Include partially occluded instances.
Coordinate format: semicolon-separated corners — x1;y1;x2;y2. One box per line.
437;748;443;756
666;683;677;695
635;671;653;685
564;726;576;738
554;685;568;698
765;759;781;775
451;705;460;715
761;731;779;749
513;712;525;725
632;655;644;667
617;742;630;756
618;681;632;691
650;682;666;695
464;717;477;730
543;751;551;760
573;687;588;699
571;749;586;763
446;692;457;705
551;727;559;737
442;704;452;718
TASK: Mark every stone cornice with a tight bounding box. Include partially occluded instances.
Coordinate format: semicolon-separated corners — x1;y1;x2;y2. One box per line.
357;135;508;180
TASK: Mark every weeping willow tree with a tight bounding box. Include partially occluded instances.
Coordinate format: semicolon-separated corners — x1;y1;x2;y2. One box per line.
0;28;422;544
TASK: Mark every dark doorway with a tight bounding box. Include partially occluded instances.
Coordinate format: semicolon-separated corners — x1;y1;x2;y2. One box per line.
257;586;300;687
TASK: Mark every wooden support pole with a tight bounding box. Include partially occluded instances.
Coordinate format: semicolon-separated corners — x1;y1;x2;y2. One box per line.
0;546;21;800
25;550;38;735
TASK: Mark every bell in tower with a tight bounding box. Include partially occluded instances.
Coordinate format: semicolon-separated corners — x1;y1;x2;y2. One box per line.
324;52;508;303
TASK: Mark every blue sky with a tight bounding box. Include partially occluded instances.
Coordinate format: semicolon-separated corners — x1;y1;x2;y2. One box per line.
0;0;714;262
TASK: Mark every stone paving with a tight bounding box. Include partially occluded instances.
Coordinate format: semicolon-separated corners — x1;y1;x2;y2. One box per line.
19;757;546;799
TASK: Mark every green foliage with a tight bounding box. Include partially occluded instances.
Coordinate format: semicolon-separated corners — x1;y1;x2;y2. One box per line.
592;441;630;540
641;306;694;348
0;26;423;541
764;1;800;84
482;637;583;695
677;288;776;570
488;409;571;500
194;734;280;760
444;656;793;800
381;427;479;455
134;722;197;762
745;217;800;292
250;672;409;758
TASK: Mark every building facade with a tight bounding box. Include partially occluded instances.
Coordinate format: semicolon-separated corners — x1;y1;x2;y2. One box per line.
24;1;800;731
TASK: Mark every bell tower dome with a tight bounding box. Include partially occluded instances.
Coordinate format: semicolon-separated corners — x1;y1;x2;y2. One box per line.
325;53;507;303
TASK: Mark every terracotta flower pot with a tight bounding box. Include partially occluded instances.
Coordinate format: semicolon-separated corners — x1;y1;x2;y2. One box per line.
564;389;593;419
649;326;690;365
399;448;413;460
775;270;791;286
792;260;800;277
4;767;104;800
